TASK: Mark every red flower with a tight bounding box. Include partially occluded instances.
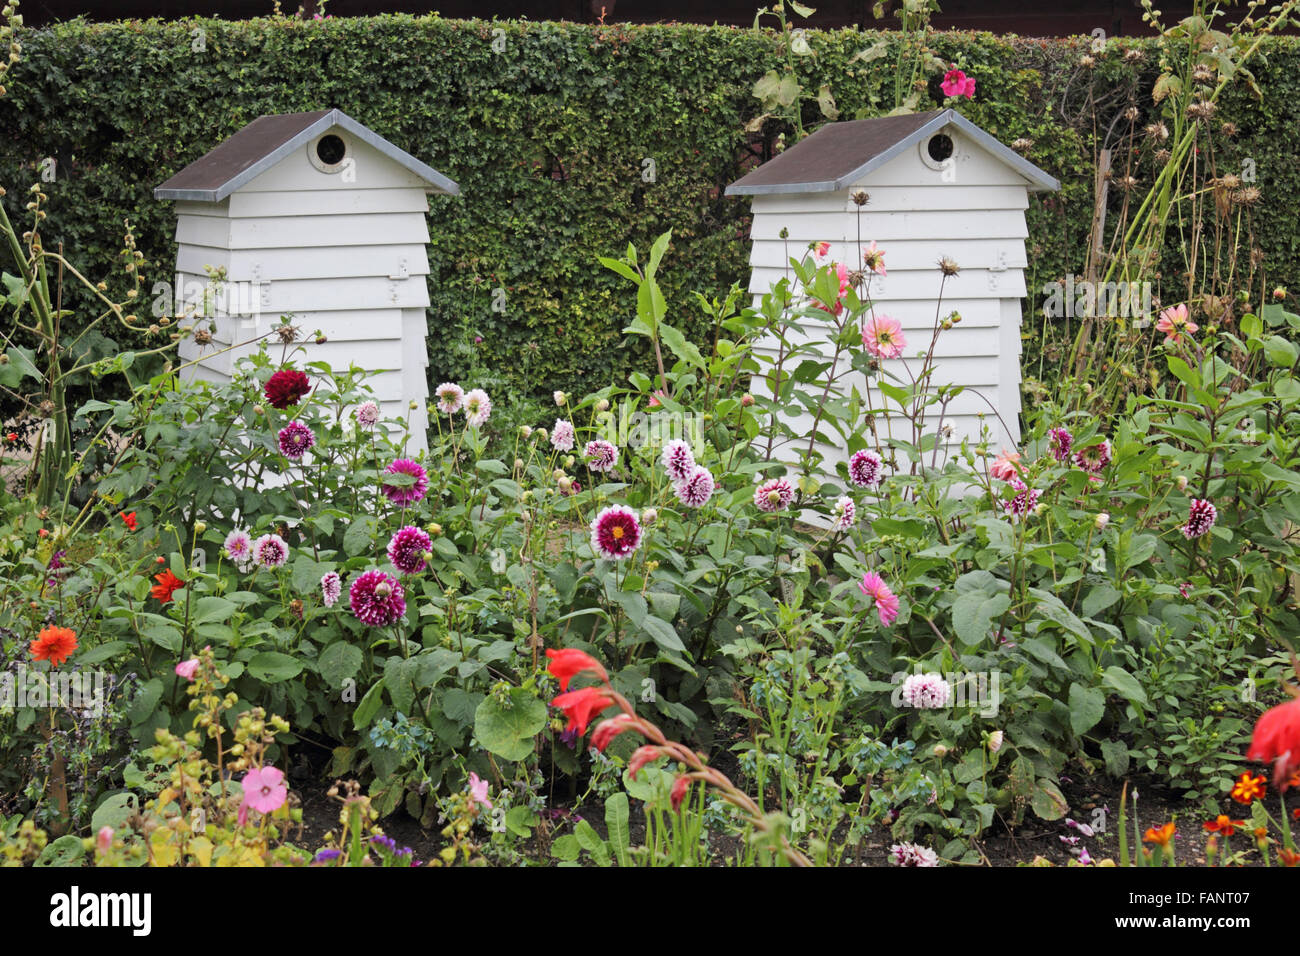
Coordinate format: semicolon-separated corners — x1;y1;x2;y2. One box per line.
30;626;78;667
591;714;638;752
264;369;311;409
120;511;137;531
1246;697;1300;788
628;745;662;780
670;774;692;812
151;569;185;604
545;647;608;692
1230;771;1268;804
1203;815;1246;836
1280;848;1300;867
552;686;614;737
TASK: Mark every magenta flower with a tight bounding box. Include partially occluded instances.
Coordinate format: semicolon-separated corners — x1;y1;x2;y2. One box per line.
175;658;200;681
355;401;381;428
467;772;493;810
1074;439;1111;473
552;419;576;452
754;477;795;513
382;458;429;505
662;439;696;481
240;766;288;815
674;466;715;509
277;421;315;460
1002;478;1041;520
321;571;342;608
833;496;856;531
941;67;976;99
264;369;310;409
1048;426;1073;462
253;533;289;569
1181;498;1217;539
387;525;432;575
463;388;491;428
859;570;900;626
435;383;464;415
585;439;619;473
349;570;407;626
590;505;643;561
848;449;884;488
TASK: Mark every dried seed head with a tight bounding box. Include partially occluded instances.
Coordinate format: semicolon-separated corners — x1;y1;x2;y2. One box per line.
1124;106;1140;122
1145;122;1169;142
1079;54;1096;68
1114;174;1140;192
1154;148;1172;164
1231;186;1261;206
1123;48;1145;63
937;256;961;277
1192;63;1215;84
1220;121;1238;137
275;324;298;344
193;327;212;345
1187;100;1216;121
1011;137;1034;152
851;189;870;206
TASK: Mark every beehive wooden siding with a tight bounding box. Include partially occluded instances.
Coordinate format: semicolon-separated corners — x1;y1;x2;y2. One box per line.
728;110;1059;479
157;110;459;453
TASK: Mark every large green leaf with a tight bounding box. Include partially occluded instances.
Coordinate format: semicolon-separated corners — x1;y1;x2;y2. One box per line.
247;652;303;683
474;690;548;761
1068;682;1106;735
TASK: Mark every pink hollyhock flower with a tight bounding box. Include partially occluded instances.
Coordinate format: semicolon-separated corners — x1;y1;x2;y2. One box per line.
859;570;900;626
1048;426;1073;462
277;421;315;460
674;466;715;508
435;383;464;415
349;569;407;626
240;766;288;816
590;505;643;561
754;477;795;513
1181;498;1217;539
463;388;491;428
989;449;1022;481
467;772;493;810
387;525;432;575
584;439;619;473
941;67;975;99
320;571;342;608
552;419;576;451
382;458;429;505
848;449;884;488
662;439;696;481
862;241;886;277
175;658;200;681
862;314;906;359
1155;303;1198;344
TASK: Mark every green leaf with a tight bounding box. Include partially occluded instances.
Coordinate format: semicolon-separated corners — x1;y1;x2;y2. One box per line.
951;591;1009;646
318;642;363;689
1030;780;1069;821
247;652;303;683
1100;739;1131;777
91;792;138;833
659;323;706;369
605;792;632;866
191;596;237;625
551;834;582;862
1102;665;1149;710
35;835;85;867
639;615;686;653
474;690;548;762
343;515;378;557
1068;682;1106;735
574;819;611;866
352;681;385;730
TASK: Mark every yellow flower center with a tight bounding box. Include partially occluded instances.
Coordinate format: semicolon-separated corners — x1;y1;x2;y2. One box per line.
611;526;624;540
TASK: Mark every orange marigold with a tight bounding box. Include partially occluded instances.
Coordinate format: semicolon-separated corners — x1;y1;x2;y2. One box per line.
1230;771;1268;805
1143;822;1176;847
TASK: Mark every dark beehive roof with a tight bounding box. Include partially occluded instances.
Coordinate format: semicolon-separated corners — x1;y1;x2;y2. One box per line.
155;108;459;201
726;108;1058;195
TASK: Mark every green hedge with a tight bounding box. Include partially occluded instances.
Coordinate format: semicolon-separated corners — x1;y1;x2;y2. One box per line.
2;15;1299;413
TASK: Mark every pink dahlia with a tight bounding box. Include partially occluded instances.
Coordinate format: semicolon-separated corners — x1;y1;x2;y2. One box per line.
1074;439;1111;473
859;570;900;626
240;765;287;815
349;569;407;626
901;673;951;709
590;505;643;561
463;388;491;428
355;401;381;428
552;419;576;452
833;496;856;531
277;421;315;460
1155;303;1198;344
862;241;886;277
1002;478;1041;520
1181;498;1217;539
435;383;464;415
889;842;940;867
264;369;310;409
585;439;619;473
862;314;906;359
224;528;253;569
848;449;884;488
1048;426;1073;462
321;571;342;608
253;533;289;569
674;466;715;509
662;439;696;481
990;450;1022;482
387;525;432;575
754;477;795;513
382;458;429;505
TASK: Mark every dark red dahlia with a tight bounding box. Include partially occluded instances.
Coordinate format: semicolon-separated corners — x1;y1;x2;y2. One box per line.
264;369;311;409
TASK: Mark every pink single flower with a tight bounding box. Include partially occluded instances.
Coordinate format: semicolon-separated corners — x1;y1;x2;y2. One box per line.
941;67;975;99
1155;303;1198;344
240;766;287;816
813;241;831;260
859;571;900;626
862;314;906;359
990;449;1022;482
467;772;493;810
96;826;114;853
862;241;886;277
175;658;200;681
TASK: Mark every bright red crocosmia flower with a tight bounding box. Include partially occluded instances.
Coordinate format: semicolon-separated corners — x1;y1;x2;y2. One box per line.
264;369;311;409
989;450;1022;482
1246;697;1300;788
552;686;615;737
628;745;662;780
151;569;185;604
670;774;692;812
1203;815;1246;836
1230;771;1268;804
120;511;138;531
30;626;78;667
545;647;608;692
592;714;639;752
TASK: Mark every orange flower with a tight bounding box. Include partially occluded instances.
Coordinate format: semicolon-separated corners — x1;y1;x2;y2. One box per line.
1245;697;1300;788
120;511;137;531
1279;848;1300;867
1143;822;1176;847
150;569;185;604
30;626;78;668
1230;771;1268;804
1203;815;1246;836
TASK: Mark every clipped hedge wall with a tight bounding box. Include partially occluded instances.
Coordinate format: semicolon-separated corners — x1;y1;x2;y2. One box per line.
2;16;1299;412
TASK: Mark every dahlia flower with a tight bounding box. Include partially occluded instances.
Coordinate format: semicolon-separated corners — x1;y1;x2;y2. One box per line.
435;383;464;415
862;314;906;359
832;496;856;531
1074;439;1111;473
1048;426;1073;462
590;505;643;561
1246;698;1300;789
463;388;491;428
349;569;407;626
30;626;77;667
848;449;884;488
552;419;576;452
382;458;429;505
277;421;315;460
224;529;253;568
387;525;432;575
662;439;696;481
1181;498;1217;539
355;401;381;427
253;533;289;569
859;570;900;626
264;369;310;409
901;673;951;709
1155;303;1198;344
889;842;940;866
1002;478;1041;520
754;477;795;513
320;571;342;608
674;466;715;508
585;439;619;473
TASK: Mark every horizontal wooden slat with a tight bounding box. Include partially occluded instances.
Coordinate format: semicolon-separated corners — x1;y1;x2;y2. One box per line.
175;272;430;313
176;244;431;282
227;188;430;218
176;212;430;249
748;209;1029;242
748;265;1028;299
751;184;1029;216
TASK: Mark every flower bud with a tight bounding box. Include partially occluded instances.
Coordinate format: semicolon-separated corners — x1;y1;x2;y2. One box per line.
1273;287;1287;301
554;391;566;406
193;520;207;534
409;400;419;410
596;398;610;412
933;744;948;758
253;405;264;416
520;425;533;438
987;730;1004;754
514;458;524;471
741;393;755;407
641;508;658;524
1176;475;1188;491
427;523;443;536
1094;512;1109;531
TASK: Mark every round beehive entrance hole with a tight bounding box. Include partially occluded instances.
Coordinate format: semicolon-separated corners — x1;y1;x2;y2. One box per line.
926;133;955;164
316;134;347;166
